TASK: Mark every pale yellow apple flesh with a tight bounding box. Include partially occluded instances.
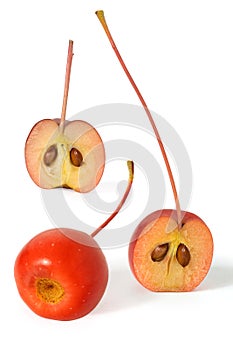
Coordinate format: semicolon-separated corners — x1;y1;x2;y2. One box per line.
25;119;105;192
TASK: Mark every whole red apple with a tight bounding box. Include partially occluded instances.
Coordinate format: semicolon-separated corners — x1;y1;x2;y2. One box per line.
15;161;134;320
14;228;108;321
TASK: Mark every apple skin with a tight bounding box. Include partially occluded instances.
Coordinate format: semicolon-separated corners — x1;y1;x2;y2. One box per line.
129;209;214;292
14;228;108;321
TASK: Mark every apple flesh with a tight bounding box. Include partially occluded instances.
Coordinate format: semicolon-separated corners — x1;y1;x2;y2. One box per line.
129;209;213;292
25;118;105;192
14;228;108;321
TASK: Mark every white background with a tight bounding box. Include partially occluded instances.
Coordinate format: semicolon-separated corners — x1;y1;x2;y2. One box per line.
1;0;233;349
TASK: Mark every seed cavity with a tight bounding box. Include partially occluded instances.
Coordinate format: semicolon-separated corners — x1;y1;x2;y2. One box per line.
70;147;83;167
43;144;58;166
151;243;169;262
176;243;191;267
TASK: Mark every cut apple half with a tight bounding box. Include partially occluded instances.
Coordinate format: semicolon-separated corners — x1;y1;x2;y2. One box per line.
129;210;213;292
25;40;105;192
96;10;214;292
25;119;105;192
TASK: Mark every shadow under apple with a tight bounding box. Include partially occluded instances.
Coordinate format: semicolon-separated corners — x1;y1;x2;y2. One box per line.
94;262;233;314
93;265;156;314
198;264;233;291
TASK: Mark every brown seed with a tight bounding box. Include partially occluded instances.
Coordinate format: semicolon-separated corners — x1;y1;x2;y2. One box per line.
70;147;83;167
176;243;191;267
43;144;58;166
151;243;169;262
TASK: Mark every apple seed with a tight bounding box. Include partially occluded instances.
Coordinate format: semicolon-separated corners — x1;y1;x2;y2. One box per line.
151;243;169;262
43;144;58;166
70;147;83;167
176;243;191;267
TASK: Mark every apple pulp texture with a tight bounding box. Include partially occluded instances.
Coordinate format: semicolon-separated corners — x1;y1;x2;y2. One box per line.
14;229;108;321
129;210;214;292
25;118;105;192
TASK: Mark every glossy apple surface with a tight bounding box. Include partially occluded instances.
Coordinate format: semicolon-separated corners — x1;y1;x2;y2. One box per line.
129;209;213;292
14;228;108;321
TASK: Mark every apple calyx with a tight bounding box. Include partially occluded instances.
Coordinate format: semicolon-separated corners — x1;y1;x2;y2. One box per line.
36;278;64;304
96;10;182;227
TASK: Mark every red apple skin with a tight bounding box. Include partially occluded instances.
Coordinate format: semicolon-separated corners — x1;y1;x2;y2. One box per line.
129;209;213;291
14;228;108;321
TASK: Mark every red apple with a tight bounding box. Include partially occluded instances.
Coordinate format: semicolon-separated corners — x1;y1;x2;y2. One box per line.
14;161;134;320
96;10;214;292
14;228;108;321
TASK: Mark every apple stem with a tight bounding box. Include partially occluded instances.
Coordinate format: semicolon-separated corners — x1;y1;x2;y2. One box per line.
91;161;134;238
60;40;74;130
95;10;182;229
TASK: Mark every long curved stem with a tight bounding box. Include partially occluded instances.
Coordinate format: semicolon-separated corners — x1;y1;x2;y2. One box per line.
91;161;134;238
60;40;74;130
95;10;182;228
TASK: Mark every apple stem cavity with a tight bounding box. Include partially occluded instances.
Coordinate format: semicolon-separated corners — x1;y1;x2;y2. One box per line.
91;160;134;238
95;10;182;229
60;40;74;130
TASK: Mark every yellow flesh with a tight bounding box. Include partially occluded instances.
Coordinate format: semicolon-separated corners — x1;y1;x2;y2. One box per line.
133;216;213;292
25;120;105;192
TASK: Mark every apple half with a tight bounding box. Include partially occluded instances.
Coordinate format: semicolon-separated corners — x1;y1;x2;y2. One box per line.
25;118;105;193
129;210;214;292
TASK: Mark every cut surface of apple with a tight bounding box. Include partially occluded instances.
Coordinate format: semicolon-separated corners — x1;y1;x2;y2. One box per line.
25;40;105;193
129;210;213;292
96;10;214;293
25;118;105;192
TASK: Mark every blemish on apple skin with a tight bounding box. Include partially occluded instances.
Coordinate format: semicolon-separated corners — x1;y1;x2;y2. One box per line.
51;242;55;247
